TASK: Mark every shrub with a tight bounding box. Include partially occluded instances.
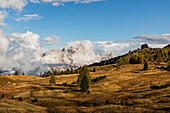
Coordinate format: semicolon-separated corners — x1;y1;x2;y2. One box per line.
71;81;76;84
143;61;148;71
87;90;90;94
62;83;67;85
91;75;106;83
63;89;71;93
18;97;23;101
150;83;170;89
32;98;38;102
1;94;4;98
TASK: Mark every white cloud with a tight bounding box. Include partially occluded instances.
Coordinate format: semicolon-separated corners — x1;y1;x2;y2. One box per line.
30;0;40;3
14;14;43;22
0;0;27;11
3;31;47;75
52;2;64;7
81;0;103;3
134;34;170;44
0;11;8;26
41;0;103;6
42;36;53;42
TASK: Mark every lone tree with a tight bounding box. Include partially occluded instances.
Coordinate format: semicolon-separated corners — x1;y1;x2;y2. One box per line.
49;73;56;85
14;70;18;75
77;66;90;84
143;61;148;71
93;67;96;72
80;74;89;93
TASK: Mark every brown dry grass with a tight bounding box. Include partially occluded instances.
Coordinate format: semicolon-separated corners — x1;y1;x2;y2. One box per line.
0;62;170;113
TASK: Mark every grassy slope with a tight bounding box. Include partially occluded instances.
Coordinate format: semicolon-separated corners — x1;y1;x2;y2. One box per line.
0;62;170;113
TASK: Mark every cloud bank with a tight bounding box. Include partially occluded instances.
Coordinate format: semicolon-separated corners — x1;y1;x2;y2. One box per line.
0;31;47;75
0;0;27;11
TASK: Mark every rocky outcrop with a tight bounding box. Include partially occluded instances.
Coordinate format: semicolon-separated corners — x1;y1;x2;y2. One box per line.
141;44;149;49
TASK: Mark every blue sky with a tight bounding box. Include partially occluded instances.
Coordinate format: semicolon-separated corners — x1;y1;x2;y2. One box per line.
2;0;170;44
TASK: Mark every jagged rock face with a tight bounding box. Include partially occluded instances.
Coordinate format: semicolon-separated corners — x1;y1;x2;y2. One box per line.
42;40;115;69
141;44;149;49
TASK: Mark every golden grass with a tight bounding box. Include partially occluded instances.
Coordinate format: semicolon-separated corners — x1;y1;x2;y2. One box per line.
0;62;170;113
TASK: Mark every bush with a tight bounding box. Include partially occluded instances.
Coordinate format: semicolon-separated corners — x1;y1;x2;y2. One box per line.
71;81;76;84
1;94;4;98
32;98;38;102
143;61;148;71
62;83;67;85
150;83;170;89
63;89;71;93
87;90;90;94
18;97;23;101
91;75;106;83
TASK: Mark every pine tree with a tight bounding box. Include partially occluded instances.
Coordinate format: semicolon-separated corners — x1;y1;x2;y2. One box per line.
143;61;148;71
93;67;96;72
49;73;56;85
167;60;170;71
18;97;23;101
77;66;90;84
39;73;42;77
118;57;124;66
157;52;163;64
14;70;18;75
70;68;74;74
80;74;89;93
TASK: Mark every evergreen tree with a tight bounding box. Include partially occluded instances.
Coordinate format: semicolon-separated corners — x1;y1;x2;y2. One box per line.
157;52;163;64
49;73;56;85
77;66;90;84
167;60;170;71
1;94;4;98
118;57;124;66
12;96;14;99
80;74;89;93
70;68;74;74
39;73;42;77
66;69;70;74
14;70;18;75
18;97;23;101
143;61;148;71
93;67;96;72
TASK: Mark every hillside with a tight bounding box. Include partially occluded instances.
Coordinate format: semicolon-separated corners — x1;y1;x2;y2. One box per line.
89;46;169;67
0;62;169;113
